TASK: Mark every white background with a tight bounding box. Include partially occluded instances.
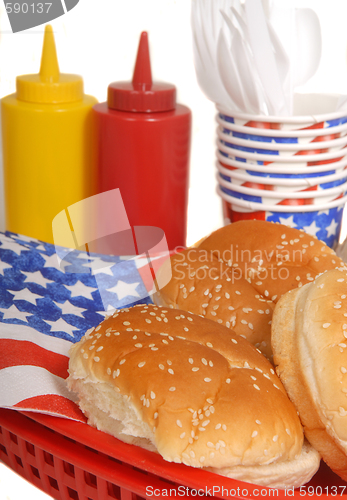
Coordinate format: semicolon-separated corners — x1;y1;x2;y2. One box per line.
1;0;347;498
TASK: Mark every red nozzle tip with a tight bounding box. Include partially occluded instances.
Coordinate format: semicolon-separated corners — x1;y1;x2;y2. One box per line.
132;31;152;89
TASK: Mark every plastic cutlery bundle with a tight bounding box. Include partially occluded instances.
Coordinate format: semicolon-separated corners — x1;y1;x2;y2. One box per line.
191;0;323;116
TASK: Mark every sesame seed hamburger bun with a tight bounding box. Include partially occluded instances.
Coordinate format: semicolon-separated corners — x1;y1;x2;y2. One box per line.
271;269;347;481
153;220;346;360
67;304;320;489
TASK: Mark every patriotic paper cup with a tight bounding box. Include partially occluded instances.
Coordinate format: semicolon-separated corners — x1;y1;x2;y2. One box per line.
217;93;347;132
217;127;347;154
217;138;347;164
218;187;347;248
218;184;347;210
216;161;347;188
217;173;347;205
216;172;347;198
217;151;347;177
216;113;347;146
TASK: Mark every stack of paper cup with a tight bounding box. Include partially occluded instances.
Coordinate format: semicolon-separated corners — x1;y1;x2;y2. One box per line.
215;93;347;248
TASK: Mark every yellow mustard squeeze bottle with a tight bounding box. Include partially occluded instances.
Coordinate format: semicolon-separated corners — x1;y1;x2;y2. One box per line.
1;24;98;245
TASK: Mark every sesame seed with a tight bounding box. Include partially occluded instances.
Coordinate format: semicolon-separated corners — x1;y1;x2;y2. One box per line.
135;343;142;348
159;364;165;370
253;384;260;391
273;435;278;442
180;433;186;439
169;387;176;391
204;378;212;382
123;321;130;326
138;361;146;368
151;391;156;399
251;431;258;438
323;323;331;329
93;356;100;362
176;420;182;428
168;369;174;375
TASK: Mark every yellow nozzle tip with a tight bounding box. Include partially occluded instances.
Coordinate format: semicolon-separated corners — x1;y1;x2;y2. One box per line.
40;24;60;82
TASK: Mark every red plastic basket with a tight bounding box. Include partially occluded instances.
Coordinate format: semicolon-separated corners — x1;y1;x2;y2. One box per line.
1;408;347;500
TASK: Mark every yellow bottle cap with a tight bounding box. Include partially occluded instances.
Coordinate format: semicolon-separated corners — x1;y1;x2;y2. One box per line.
16;25;84;104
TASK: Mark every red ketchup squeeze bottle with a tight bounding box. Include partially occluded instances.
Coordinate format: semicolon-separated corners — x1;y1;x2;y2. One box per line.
92;31;192;252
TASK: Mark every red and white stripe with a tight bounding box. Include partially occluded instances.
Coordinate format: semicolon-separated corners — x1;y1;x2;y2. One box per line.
0;323;85;421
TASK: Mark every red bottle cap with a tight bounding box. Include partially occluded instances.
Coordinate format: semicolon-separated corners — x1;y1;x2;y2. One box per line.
107;31;176;113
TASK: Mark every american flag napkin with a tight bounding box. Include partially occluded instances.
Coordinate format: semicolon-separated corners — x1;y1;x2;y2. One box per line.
0;231;167;421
